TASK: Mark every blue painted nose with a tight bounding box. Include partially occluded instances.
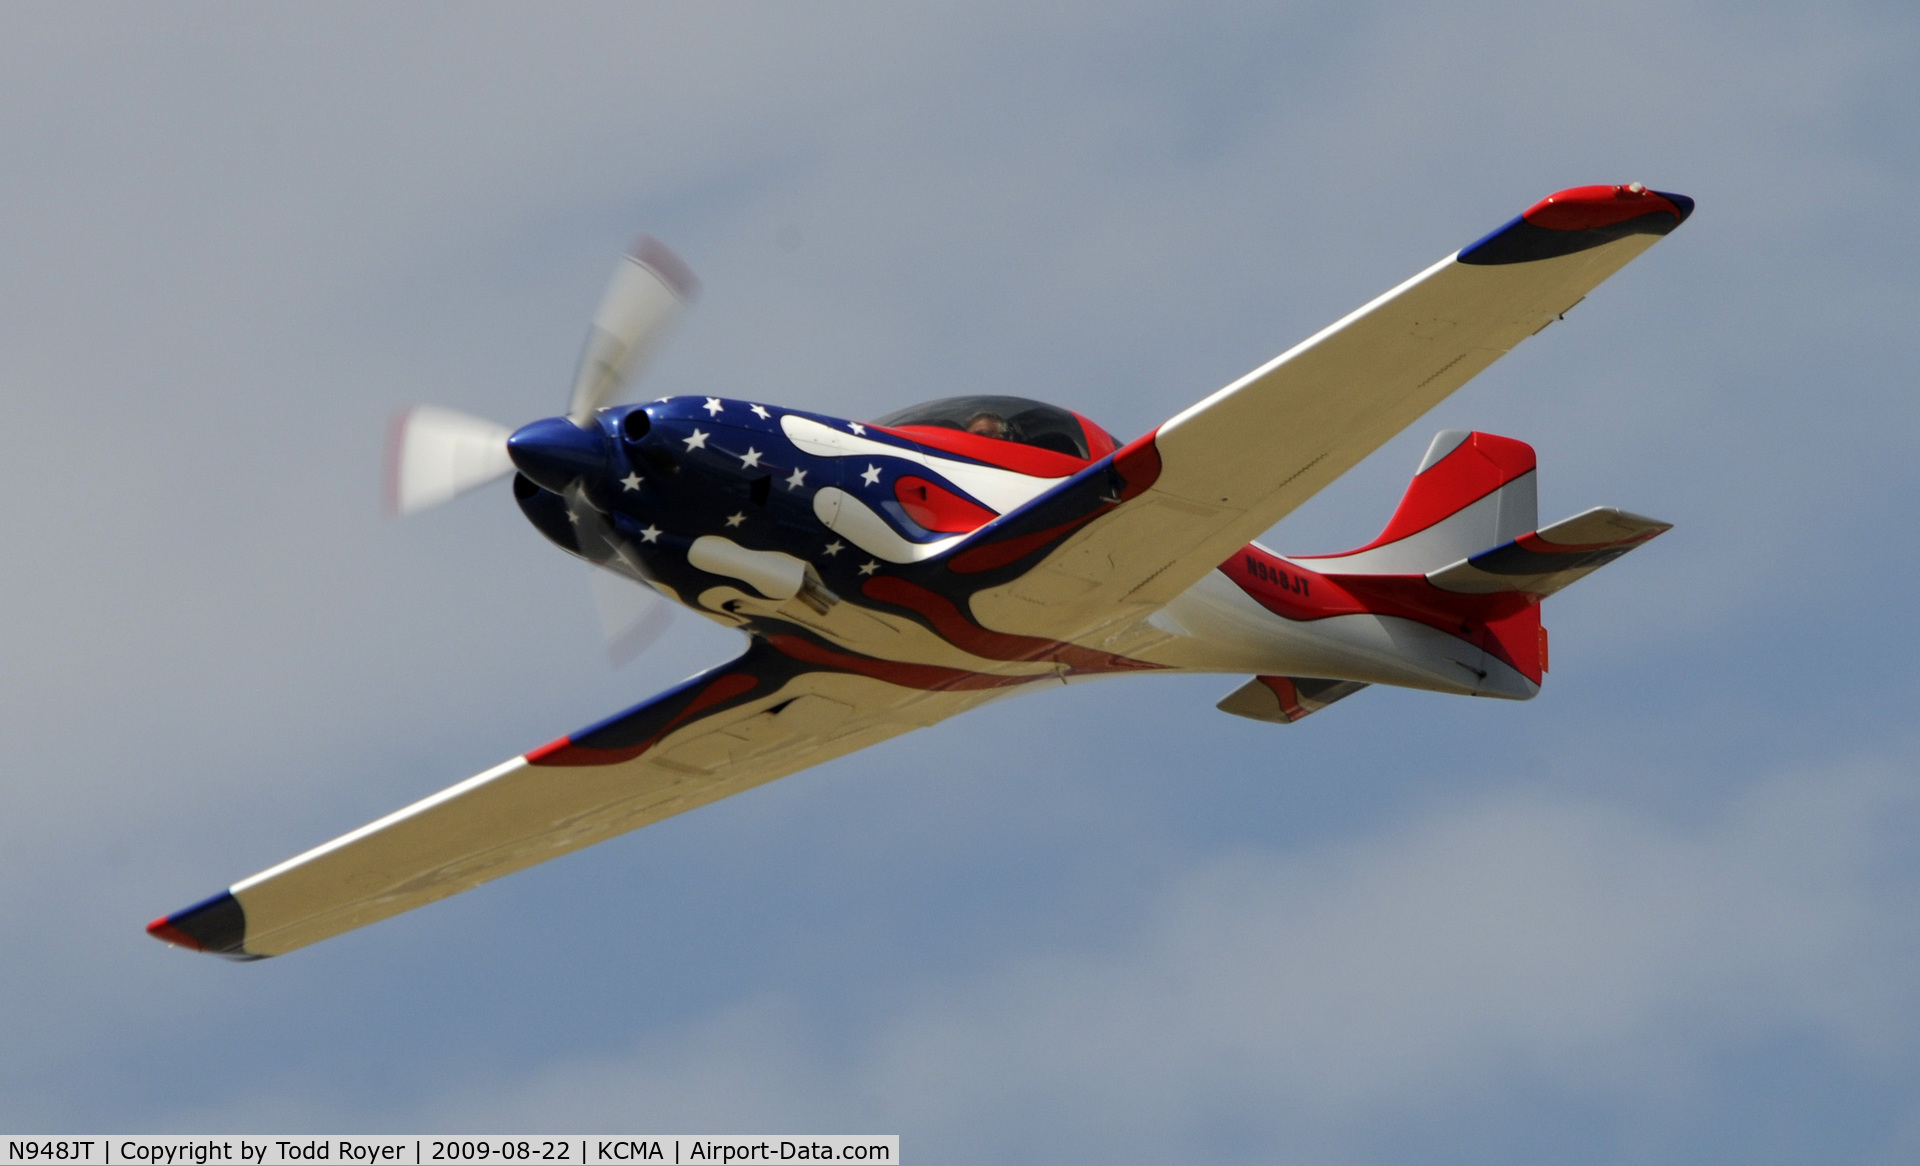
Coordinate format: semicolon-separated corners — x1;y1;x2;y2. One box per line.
507;416;610;494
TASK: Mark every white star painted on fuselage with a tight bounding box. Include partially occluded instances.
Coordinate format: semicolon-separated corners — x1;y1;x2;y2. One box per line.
639;525;662;543
858;560;879;576
847;421;866;435
621;472;642;491
739;447;763;468
704;397;724;416
860;464;882;486
566;510;581;525
749;404;770;420
725;512;746;528
683;428;709;450
785;467;807;490
822;540;844;556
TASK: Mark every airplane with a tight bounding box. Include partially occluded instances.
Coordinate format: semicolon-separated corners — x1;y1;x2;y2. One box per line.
147;183;1692;959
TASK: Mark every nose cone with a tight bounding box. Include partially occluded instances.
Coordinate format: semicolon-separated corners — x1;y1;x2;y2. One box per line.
508;416;611;494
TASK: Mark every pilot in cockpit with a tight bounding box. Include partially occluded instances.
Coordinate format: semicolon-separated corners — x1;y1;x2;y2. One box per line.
965;412;1010;440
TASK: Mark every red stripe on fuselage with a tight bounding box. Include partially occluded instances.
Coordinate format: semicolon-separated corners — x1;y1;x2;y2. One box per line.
873;425;1091;477
1224;546;1542;683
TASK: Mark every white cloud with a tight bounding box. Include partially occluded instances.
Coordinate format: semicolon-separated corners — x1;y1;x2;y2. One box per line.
372;758;1920;1161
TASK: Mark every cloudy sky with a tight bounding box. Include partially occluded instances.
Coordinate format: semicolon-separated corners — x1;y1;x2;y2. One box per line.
2;2;1917;1161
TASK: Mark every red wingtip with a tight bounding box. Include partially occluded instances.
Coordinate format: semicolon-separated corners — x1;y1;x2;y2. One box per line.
1522;184;1689;231
523;735;576;765
146;915;206;951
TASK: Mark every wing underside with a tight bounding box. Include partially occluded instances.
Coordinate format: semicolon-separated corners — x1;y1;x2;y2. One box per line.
149;637;1012;958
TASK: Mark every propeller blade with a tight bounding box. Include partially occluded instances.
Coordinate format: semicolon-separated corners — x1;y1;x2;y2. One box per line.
561;480;675;666
566;235;700;427
588;566;674;668
384;405;516;516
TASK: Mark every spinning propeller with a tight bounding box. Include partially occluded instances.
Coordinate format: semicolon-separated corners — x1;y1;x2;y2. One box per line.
383;235;700;664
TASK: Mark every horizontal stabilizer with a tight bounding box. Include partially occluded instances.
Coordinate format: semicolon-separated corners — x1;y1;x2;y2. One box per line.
1427;506;1671;597
1218;675;1369;724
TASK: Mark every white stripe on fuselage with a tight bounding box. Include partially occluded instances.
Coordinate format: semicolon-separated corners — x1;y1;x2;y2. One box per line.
780;414;1068;515
813;488;968;563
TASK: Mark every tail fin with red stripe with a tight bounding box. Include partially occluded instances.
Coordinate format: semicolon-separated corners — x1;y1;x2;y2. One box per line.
1221;430;1669;704
1295;430;1538;575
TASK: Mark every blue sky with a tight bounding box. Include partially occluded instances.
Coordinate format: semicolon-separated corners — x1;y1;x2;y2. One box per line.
2;3;1918;1161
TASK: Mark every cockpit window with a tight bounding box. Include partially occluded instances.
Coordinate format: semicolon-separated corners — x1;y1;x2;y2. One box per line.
873;395;1095;458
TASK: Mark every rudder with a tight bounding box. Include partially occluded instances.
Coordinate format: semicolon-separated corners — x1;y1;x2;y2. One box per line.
1295;430;1537;575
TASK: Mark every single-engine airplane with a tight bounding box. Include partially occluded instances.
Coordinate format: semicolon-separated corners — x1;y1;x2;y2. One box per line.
148;183;1692;959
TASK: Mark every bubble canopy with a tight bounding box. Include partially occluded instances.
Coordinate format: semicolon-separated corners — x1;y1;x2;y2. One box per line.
871;395;1115;460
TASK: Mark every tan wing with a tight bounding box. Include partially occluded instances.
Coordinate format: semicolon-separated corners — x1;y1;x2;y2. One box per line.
967;186;1692;646
148;638;1010;958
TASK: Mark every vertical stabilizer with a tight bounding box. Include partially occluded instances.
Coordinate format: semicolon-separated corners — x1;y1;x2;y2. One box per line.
1295;431;1536;575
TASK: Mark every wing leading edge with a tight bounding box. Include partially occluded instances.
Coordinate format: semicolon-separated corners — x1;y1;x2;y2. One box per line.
956;184;1691;646
148;636;1010;958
